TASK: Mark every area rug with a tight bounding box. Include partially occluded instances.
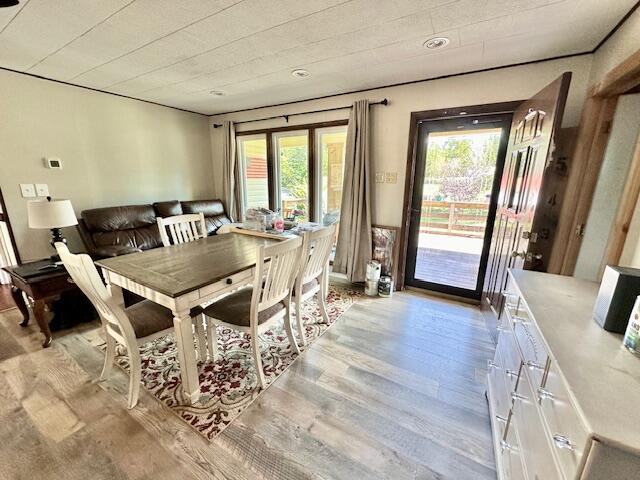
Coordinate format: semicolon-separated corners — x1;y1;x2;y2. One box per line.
95;284;360;441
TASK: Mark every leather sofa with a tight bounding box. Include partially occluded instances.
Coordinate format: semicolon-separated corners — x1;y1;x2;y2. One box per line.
78;199;231;259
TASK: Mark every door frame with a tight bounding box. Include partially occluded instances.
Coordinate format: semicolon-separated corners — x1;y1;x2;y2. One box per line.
0;188;20;264
403;113;512;300
551;47;640;277
398;101;522;292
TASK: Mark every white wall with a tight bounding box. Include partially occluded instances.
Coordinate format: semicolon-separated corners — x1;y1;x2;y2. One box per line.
210;55;593;227
0;69;215;261
589;7;640;86
574;93;640;280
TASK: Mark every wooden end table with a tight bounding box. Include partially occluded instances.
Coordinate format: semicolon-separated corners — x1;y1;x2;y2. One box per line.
2;259;77;348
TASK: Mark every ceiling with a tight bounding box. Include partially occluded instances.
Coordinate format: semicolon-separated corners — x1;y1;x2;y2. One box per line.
0;0;636;115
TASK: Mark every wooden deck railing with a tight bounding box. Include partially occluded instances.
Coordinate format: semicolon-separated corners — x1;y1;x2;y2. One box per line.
420;200;489;237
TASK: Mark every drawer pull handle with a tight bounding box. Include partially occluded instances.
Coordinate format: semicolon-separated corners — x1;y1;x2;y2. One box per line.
512;315;528;325
552;434;575;451
500;439;518;453
526;360;544;371
505;369;518;378
495;415;508;423
487;360;501;370
511;392;527;402
537;387;555;402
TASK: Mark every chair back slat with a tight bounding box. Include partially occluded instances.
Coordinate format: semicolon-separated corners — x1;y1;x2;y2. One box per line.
253;237;303;312
55;243;139;348
157;213;206;247
300;225;336;285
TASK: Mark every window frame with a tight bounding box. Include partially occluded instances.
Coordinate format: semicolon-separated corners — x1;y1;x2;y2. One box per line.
236;120;348;222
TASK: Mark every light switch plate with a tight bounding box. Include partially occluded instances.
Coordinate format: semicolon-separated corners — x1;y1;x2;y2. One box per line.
385;172;398;184
35;183;49;197
375;172;385;183
20;184;36;198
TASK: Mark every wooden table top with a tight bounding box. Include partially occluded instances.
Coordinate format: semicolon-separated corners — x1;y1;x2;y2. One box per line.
96;233;278;298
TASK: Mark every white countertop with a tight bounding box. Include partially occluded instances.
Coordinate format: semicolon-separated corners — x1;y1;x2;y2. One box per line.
509;270;640;455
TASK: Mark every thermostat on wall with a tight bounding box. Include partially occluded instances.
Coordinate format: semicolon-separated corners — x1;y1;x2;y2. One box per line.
44;157;62;169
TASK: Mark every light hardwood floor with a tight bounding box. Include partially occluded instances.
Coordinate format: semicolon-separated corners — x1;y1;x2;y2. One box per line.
0;286;496;480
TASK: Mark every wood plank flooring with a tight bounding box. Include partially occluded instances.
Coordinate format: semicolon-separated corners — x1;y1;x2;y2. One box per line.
0;285;496;480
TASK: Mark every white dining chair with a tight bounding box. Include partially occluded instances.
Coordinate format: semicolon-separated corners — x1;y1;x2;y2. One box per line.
55;243;206;408
292;225;335;345
200;236;303;389
157;212;206;247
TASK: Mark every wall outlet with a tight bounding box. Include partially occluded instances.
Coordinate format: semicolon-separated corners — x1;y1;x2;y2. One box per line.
35;183;49;197
375;172;385;183
385;172;398;184
20;184;36;198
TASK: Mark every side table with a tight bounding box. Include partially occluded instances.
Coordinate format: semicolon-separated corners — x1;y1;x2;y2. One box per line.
2;259;78;348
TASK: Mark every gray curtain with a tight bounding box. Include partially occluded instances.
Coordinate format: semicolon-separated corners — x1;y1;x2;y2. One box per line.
334;99;372;283
221;120;244;222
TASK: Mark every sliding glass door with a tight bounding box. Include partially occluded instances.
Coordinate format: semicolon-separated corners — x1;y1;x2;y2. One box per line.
237;134;269;210
273;131;310;222
237;122;347;224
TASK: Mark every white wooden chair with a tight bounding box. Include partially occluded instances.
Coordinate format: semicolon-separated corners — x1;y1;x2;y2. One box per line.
200;236;303;389
55;243;205;408
292;225;335;346
157;213;206;247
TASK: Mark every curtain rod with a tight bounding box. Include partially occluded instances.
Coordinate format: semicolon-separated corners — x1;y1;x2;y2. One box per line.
212;98;388;128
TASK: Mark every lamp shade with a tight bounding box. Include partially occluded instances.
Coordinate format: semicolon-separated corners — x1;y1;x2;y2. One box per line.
27;199;78;229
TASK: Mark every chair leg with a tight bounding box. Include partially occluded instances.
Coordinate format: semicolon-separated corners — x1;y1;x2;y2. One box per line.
284;298;301;355
194;315;207;362
207;316;218;361
295;290;307;346
100;333;116;381
250;333;266;389
318;281;330;324
127;349;142;409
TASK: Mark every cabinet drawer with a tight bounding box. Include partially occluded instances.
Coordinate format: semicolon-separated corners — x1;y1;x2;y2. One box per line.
488;348;511;423
199;268;254;297
498;411;526;480
512;369;562;480
511;309;548;388
538;363;589;479
497;327;521;393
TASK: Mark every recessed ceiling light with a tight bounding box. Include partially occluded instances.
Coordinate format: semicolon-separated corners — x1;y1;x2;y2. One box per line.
0;0;19;7
459;111;468;115
209;90;224;96
291;69;311;78
423;37;450;49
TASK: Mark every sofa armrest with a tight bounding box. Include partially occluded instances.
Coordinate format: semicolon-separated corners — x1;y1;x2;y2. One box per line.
92;245;143;259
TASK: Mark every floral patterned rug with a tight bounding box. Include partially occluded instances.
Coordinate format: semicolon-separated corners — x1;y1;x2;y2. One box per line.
94;285;360;441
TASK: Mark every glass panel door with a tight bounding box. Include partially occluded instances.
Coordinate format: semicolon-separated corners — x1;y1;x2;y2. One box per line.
274;131;309;221
316;126;347;225
405;114;511;299
237;134;269;210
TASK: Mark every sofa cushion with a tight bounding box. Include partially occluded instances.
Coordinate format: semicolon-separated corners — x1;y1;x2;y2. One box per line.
153;200;182;217
82;205;156;232
91;225;163;251
181;199;226;216
181;199;231;234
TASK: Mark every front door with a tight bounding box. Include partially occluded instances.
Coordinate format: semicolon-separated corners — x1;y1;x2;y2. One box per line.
483;73;572;318
405;113;511;300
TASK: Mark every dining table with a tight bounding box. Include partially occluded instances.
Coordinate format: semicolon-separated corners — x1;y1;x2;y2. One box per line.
96;232;280;404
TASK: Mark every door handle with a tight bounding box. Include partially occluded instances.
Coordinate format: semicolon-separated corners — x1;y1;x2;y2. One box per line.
511;251;542;262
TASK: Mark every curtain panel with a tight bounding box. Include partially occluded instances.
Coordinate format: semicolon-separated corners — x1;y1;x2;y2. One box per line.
221;120;244;222
333;99;372;282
